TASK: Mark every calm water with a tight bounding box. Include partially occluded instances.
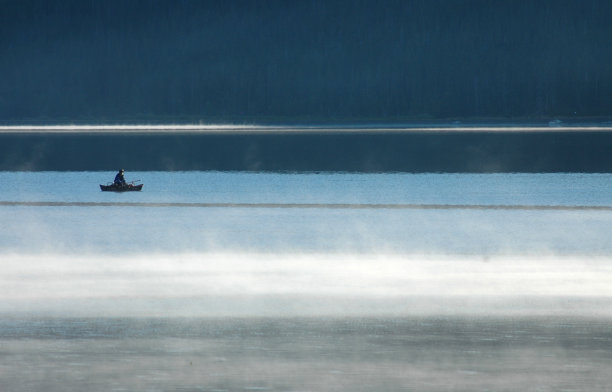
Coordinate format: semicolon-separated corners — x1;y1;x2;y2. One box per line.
1;171;611;254
2;171;611;205
1;171;612;391
2;316;612;392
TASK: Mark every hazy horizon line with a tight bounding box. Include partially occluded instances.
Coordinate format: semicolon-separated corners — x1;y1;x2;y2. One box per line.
2;124;612;134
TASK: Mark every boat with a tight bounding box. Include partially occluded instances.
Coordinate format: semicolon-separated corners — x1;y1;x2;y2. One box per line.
100;183;143;192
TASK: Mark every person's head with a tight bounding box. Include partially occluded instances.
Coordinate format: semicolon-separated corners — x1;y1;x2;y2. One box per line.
120;169;124;173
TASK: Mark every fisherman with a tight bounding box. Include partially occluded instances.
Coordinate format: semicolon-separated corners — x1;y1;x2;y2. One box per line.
114;169;127;186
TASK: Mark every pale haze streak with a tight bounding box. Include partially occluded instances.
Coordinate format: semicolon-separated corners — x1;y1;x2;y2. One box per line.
2;253;612;317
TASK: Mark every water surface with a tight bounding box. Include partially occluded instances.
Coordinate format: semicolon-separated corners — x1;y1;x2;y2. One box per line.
1;171;611;391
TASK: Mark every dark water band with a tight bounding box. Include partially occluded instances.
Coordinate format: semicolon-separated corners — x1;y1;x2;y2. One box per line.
1;201;611;211
2;131;612;172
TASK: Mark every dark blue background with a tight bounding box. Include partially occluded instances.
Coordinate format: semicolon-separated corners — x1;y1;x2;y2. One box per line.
2;0;612;124
2;130;611;172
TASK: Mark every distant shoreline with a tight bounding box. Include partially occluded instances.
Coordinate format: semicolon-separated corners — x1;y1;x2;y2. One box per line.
1;124;612;134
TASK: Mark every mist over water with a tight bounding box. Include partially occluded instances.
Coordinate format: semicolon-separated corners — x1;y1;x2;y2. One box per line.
1;171;611;317
3;252;612;319
2;171;612;391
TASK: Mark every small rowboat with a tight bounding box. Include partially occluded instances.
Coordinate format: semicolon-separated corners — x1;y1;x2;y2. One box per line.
100;183;143;192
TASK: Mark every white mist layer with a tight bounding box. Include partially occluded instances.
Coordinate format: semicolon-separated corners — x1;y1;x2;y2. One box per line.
2;252;612;317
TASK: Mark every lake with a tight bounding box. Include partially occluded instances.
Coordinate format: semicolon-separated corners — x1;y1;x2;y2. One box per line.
1;171;611;391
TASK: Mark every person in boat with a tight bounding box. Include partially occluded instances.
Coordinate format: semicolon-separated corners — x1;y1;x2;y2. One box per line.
114;169;127;186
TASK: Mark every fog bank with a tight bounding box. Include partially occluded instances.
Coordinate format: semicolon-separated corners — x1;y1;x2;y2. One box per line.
2;253;612;317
